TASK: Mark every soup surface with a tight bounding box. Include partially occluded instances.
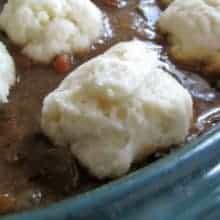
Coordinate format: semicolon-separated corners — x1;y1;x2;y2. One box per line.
0;0;220;214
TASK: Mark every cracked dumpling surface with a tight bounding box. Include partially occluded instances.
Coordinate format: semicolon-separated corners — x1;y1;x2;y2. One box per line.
0;41;16;104
41;40;193;179
0;0;104;63
158;0;220;75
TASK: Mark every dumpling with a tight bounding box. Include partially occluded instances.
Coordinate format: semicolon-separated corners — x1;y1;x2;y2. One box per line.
41;40;193;179
158;0;220;75
0;42;16;104
0;0;104;63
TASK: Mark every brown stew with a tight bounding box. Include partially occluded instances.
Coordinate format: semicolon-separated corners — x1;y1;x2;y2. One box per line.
0;0;220;214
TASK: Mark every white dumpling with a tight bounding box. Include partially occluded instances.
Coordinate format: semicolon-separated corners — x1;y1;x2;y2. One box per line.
0;42;16;104
0;0;104;63
158;0;220;75
41;40;193;179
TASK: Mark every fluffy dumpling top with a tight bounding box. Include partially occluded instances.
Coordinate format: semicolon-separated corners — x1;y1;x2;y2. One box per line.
158;0;220;75
0;0;104;63
0;41;16;104
41;40;193;179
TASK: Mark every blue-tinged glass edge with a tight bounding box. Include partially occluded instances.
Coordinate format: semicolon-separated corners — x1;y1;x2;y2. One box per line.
2;124;220;220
